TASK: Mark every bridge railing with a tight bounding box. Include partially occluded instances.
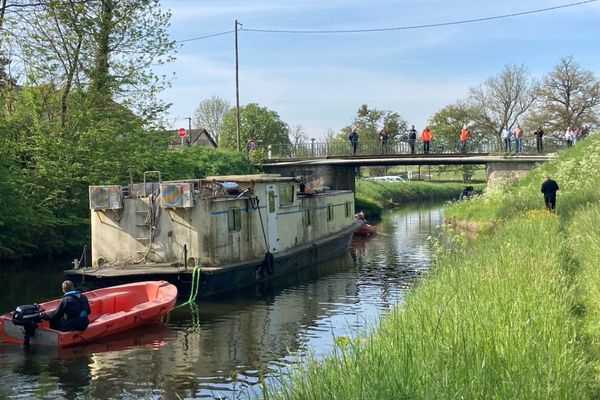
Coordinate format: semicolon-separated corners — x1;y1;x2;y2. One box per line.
261;138;564;159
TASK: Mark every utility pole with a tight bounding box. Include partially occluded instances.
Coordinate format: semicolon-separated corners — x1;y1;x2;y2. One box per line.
188;117;192;146
235;20;241;152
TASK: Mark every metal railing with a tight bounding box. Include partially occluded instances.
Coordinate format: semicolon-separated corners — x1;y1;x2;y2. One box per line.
259;138;564;160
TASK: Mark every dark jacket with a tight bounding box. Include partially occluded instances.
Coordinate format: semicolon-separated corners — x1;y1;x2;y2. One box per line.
42;291;91;331
541;179;559;198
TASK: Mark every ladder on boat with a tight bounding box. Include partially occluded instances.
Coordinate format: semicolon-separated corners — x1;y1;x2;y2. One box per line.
135;171;162;260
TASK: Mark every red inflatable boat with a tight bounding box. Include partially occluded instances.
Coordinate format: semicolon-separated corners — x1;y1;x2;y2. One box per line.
0;281;177;348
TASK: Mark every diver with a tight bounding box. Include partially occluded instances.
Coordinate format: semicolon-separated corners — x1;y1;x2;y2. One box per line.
39;280;91;332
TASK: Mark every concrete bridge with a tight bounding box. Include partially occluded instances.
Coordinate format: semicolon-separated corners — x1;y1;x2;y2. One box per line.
263;153;555;192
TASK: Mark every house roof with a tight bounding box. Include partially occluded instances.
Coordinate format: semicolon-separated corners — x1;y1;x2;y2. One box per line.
169;128;218;148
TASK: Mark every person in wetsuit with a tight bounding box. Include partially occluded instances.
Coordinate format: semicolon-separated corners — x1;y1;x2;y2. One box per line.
40;280;90;332
540;175;560;212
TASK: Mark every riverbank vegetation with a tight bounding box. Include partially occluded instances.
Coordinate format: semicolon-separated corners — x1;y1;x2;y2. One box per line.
0;2;257;261
267;134;600;399
356;180;484;218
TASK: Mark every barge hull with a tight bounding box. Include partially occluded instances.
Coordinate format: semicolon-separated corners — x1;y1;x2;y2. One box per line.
66;221;361;298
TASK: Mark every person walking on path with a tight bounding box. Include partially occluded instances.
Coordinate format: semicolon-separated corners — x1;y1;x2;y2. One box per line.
501;126;512;152
421;126;432;154
348;130;358;155
408;125;417;154
459;125;470;153
534;126;544;153
540;175;559;212
513;124;523;153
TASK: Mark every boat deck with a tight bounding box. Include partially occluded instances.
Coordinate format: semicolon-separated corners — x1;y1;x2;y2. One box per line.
65;258;260;279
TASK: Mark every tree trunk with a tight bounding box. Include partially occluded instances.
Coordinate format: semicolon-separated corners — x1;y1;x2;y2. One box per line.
93;0;113;102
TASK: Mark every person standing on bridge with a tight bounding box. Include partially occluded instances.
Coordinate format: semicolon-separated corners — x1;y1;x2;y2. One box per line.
541;175;559;212
378;128;388;155
459;125;470;153
513;123;523;154
421;126;432;154
502;126;512;153
348;130;358;155
534;126;544;153
408;125;417;154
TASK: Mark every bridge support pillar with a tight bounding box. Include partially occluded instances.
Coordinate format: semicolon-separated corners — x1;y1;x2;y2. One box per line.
263;164;356;192
486;161;537;186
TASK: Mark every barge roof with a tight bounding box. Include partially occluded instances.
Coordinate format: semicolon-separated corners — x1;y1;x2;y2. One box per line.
205;174;299;183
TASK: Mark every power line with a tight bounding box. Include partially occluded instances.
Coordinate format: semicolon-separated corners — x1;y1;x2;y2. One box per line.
241;0;598;34
176;0;597;43
178;30;235;43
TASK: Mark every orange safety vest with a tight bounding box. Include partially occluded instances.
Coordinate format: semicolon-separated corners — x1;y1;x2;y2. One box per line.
421;128;432;142
460;128;470;141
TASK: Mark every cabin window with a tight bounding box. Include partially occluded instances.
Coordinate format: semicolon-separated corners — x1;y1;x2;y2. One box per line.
327;204;334;221
279;184;294;206
268;190;276;213
304;208;313;227
345;201;352;218
228;208;241;232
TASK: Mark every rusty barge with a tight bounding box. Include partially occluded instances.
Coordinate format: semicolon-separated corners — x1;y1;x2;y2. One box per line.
65;172;361;298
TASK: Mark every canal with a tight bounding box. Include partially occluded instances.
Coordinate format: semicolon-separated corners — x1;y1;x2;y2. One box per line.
0;204;444;399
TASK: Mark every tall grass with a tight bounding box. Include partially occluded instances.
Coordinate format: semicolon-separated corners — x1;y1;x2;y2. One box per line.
569;203;600;394
266;213;591;399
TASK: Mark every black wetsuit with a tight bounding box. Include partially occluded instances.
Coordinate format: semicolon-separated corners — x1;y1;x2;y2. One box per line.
541;178;559;211
42;290;90;332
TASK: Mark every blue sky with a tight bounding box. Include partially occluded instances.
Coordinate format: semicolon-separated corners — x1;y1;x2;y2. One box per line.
158;0;600;139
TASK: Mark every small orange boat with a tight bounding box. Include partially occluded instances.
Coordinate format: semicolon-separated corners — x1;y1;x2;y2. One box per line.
354;223;377;237
0;281;177;348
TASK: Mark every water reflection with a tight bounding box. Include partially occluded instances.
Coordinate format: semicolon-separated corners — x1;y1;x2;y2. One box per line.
0;205;444;399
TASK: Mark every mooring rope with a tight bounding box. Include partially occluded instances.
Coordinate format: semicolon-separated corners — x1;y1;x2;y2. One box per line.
171;263;202;311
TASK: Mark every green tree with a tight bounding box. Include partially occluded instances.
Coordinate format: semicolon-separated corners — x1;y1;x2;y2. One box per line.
220;103;291;152
339;104;408;152
526;56;600;137
7;0;175;125
193;95;231;144
428;100;483;150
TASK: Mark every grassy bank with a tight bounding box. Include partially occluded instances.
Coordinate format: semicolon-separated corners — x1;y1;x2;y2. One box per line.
356;180;482;218
266;135;600;399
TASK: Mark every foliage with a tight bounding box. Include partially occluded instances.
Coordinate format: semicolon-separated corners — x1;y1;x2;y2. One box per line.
428;100;485;149
526;56;600;137
153;146;257;180
3;0;176;122
220;103;291;151
0;83;255;260
192;95;231;144
339;104;408;146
